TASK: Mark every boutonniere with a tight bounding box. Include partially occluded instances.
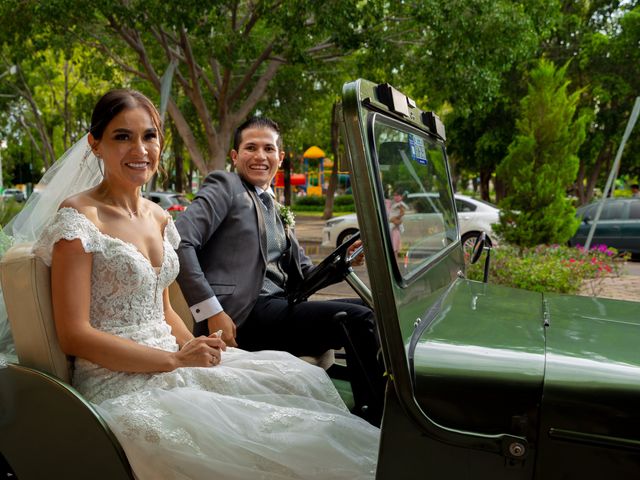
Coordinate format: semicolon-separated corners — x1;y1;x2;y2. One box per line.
277;204;296;229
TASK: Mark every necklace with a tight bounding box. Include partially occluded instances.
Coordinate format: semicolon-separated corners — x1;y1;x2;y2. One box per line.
111;205;138;219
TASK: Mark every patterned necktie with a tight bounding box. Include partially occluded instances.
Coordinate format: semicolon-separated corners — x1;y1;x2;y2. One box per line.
259;192;287;294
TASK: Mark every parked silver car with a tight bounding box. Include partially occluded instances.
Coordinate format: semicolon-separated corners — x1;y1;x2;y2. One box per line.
322;193;500;250
1;188;25;202
142;191;190;218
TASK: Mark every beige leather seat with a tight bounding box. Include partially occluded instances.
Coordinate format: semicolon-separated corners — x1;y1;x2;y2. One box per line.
0;243;333;379
0;243;134;479
1;243;70;380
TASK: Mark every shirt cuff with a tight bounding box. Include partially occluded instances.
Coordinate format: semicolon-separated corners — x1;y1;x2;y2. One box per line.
190;297;224;323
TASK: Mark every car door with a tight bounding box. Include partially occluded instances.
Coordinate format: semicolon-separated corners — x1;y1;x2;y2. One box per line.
619;199;640;253
340;80;543;479
575;200;625;249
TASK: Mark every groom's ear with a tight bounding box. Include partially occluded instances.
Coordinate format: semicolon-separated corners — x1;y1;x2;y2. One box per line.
230;149;238;166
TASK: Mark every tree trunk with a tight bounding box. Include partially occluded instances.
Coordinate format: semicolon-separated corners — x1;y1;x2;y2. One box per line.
584;142;612;204
188;160;194;194
323;102;340;220
283;153;291;206
479;169;492;202
171;120;185;192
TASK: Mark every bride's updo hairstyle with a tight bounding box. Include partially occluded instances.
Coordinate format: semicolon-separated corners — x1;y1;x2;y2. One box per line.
89;89;165;151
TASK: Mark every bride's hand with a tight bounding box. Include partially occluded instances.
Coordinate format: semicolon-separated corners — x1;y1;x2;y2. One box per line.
175;336;225;368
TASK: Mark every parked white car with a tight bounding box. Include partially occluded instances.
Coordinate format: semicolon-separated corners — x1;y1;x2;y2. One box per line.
322;193;500;251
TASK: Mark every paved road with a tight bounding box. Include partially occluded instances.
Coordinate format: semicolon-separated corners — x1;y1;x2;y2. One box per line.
295;215;640;303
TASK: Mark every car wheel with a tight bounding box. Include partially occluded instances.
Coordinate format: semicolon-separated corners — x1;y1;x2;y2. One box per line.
462;232;492;262
336;228;359;248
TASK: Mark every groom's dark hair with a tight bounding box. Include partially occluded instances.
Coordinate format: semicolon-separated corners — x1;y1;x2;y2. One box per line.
233;117;282;151
90;89;165;151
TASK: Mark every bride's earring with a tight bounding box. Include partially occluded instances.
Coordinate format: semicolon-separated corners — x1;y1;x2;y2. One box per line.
80;145;92;168
93;152;105;178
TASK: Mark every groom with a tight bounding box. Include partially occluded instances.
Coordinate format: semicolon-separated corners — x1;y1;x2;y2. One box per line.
175;117;384;425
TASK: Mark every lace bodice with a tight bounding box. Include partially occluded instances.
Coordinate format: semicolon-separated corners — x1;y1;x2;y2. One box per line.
34;207;181;400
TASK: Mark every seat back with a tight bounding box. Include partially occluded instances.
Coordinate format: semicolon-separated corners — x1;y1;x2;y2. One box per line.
168;281;194;332
0;243;71;382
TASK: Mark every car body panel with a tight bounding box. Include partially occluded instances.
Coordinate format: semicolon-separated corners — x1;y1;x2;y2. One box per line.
413;280;544;436
340;78;640;478
535;293;640;478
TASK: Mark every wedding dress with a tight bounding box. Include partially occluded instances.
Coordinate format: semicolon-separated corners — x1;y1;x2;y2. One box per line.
34;207;379;479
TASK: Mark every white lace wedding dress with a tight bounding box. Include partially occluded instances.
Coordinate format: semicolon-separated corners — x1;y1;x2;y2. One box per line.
34;208;379;479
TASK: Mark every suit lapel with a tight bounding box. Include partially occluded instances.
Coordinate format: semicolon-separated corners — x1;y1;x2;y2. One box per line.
243;181;268;265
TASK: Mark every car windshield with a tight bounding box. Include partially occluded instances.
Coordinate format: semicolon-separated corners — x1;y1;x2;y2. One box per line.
372;115;457;279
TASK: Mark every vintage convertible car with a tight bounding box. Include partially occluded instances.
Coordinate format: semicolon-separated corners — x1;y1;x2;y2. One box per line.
1;79;639;479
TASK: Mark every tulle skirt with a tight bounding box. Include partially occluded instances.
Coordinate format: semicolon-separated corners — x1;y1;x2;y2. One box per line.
91;348;379;479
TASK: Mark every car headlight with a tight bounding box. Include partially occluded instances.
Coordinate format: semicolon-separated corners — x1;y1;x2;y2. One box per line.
325;217;347;228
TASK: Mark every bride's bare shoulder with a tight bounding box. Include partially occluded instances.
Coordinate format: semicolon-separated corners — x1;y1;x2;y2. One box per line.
145;198;170;224
58;192;100;222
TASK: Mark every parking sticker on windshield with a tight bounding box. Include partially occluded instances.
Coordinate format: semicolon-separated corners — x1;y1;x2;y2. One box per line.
408;134;428;165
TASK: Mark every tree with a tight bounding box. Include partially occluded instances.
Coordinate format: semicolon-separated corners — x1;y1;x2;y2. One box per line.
20;0;382;174
542;1;640;203
495;59;589;247
357;0;560;200
0;1;120;176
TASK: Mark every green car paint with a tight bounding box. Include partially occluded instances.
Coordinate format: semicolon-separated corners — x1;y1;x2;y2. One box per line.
340;78;640;479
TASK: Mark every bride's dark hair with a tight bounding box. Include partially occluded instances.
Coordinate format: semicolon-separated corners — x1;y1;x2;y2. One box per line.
90;89;165;150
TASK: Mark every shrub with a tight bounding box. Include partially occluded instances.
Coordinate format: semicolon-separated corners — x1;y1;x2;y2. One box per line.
466;243;625;295
0;200;24;230
333;194;354;207
292;194;355;213
293;195;325;207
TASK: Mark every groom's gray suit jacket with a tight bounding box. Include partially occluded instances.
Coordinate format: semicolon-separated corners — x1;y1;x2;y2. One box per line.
175;171;315;327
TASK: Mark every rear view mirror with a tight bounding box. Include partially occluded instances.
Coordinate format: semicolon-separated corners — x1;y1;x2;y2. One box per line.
469;232;491;283
470;232;486;265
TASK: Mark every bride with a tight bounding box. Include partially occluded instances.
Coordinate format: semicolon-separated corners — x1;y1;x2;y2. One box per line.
8;89;379;479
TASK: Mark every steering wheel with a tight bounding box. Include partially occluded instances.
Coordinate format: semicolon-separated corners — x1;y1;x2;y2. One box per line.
288;232;362;304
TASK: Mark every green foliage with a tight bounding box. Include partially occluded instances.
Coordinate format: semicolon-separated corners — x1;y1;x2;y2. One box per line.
495;59;589;246
0;199;23;229
293;195;325;207
333;194;354;207
466;243;624;294
546;3;640;202
292;194;354;212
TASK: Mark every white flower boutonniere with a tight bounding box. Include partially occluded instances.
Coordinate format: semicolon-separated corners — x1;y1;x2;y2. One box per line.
278;204;296;229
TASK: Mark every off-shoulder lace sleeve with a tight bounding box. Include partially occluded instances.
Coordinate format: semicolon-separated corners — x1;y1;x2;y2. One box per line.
32;207;104;266
165;217;180;249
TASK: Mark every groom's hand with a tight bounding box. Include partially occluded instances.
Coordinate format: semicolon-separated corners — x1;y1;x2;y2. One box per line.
208;311;238;347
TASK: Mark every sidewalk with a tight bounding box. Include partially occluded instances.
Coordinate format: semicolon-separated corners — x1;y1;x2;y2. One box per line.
294;215;640;303
293;215;326;243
